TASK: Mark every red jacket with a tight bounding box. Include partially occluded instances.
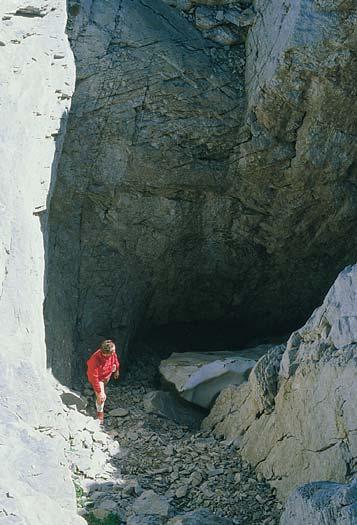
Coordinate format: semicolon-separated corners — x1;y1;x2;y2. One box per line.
87;349;120;393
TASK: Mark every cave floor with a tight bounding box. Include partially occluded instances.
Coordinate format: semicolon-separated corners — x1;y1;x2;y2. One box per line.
74;350;282;524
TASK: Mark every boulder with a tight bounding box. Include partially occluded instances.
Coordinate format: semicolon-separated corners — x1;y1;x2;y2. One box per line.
280;479;357;525
281;264;357;377
167;508;234;524
159;346;273;408
89;509;115;520
204;265;357;499
108;407;129;417
143;390;206;428
60;391;88;412
132;490;171;517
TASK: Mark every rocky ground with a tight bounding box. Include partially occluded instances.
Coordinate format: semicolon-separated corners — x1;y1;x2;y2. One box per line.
66;348;282;524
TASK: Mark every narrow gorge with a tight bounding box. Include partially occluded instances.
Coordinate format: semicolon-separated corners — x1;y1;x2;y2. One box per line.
1;0;356;524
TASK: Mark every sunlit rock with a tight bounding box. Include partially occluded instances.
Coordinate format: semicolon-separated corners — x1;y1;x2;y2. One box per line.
160;345;273;408
204;265;357;499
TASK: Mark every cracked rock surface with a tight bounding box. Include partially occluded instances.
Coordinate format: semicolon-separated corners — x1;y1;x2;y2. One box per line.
203;264;357;499
159;345;273;408
0;1;78;524
46;0;357;383
46;0;246;381
280;478;357;525
1;0;356;523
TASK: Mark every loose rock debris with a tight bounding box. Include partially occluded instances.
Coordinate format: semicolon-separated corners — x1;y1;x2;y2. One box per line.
65;351;281;524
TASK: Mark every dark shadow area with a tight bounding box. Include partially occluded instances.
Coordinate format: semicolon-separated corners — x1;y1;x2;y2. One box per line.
40;107;74;385
138;319;291;355
42;0;357;394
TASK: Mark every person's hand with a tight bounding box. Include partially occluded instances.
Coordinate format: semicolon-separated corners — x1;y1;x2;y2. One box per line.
113;370;119;380
97;392;106;404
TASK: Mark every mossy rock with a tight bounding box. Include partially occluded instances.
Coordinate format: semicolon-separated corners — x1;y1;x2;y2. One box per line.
84;512;120;525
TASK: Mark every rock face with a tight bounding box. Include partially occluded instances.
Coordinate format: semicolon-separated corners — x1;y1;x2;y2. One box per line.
0;0;74;370
0;1;83;524
159;346;272;408
45;0;246;380
1;0;356;519
280;478;357;525
45;0;357;382
203;265;357;499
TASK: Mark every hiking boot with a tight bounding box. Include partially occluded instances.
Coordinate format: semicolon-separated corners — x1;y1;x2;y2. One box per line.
97;411;104;424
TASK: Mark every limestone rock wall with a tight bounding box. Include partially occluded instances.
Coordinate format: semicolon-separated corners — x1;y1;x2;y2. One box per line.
1;0;356;519
203;265;357;500
46;0;247;380
0;0;74;367
230;0;357;329
45;0;357;383
0;2;82;523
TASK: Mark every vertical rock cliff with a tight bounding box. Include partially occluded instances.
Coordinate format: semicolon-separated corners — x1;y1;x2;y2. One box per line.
1;0;356;520
203;264;357;499
0;2;83;523
46;0;247;382
45;0;357;385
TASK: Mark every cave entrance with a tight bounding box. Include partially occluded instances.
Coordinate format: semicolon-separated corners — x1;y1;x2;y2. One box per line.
44;0;349;390
125;317;289;381
137;319;277;356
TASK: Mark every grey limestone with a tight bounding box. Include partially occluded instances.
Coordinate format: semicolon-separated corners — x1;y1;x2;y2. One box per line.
159;346;273;408
204;265;357;499
280;478;357;525
45;0;357;384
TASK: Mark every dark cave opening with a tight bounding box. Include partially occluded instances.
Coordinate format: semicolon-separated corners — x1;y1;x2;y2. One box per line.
43;0;357;391
137;318;290;357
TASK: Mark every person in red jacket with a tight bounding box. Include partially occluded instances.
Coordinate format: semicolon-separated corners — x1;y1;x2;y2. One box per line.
87;339;120;423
